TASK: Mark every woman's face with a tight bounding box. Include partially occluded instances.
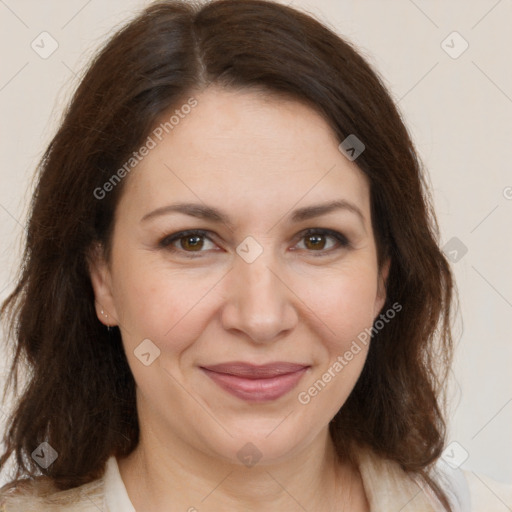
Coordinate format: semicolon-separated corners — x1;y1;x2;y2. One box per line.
90;86;389;466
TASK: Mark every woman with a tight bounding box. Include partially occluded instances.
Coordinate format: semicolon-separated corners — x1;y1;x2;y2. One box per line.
0;0;508;510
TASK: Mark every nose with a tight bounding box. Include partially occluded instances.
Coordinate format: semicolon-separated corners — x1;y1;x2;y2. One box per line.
220;248;298;344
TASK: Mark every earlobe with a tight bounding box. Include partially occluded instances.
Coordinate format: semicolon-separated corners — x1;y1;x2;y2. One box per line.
87;242;118;327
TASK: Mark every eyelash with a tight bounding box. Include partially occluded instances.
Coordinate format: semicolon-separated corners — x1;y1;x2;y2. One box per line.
158;228;350;259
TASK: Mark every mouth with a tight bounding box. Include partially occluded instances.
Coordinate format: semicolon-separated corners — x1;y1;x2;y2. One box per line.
200;362;310;402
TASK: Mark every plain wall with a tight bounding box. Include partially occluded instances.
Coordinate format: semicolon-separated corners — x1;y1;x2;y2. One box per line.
1;0;511;487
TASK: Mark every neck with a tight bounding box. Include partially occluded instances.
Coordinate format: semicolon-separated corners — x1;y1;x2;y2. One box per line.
118;425;364;511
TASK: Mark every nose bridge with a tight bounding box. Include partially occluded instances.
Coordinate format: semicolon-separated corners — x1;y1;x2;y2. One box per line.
221;239;296;342
236;234;277;292
240;249;276;299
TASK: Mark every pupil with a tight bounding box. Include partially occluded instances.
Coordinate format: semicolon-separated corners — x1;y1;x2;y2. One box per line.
183;236;203;250
307;235;325;250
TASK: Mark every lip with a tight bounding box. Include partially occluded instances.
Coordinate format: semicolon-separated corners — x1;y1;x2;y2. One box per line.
200;362;310;402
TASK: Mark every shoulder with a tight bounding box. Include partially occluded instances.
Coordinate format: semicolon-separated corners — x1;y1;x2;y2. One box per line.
432;458;512;512
0;473;104;512
463;468;512;511
354;444;512;512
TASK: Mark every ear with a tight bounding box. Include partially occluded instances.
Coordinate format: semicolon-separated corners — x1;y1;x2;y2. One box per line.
87;242;119;327
373;257;390;318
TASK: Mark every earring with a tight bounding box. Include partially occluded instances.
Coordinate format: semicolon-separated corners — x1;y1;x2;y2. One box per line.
100;308;113;333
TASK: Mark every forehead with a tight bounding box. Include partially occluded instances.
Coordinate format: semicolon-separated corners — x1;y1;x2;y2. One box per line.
118;86;370;224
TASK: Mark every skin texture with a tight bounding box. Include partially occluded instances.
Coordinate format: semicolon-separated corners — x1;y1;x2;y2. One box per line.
89;86;389;511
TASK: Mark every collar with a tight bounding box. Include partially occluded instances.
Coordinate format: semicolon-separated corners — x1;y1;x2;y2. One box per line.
104;456;136;512
354;446;443;511
104;449;442;512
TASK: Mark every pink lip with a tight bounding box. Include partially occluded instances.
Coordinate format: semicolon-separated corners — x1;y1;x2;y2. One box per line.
201;362;310;402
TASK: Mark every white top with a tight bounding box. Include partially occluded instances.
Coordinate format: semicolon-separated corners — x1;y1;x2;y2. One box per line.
103;457;136;512
101;453;512;512
2;449;512;511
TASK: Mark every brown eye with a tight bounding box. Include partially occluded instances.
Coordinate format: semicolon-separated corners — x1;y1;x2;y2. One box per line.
304;234;327;250
159;230;216;257
296;228;349;255
179;235;204;251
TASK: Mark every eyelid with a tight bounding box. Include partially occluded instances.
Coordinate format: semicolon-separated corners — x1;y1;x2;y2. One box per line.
297;228;350;248
158;228;350;257
158;229;215;257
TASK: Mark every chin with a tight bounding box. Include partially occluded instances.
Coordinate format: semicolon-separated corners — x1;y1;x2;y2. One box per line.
205;421;312;468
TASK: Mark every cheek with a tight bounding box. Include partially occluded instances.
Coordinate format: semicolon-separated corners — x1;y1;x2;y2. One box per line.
111;252;218;351
295;271;376;416
297;264;379;344
111;239;379;361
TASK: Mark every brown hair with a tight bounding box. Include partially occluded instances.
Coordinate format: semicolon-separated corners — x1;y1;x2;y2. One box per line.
0;0;456;508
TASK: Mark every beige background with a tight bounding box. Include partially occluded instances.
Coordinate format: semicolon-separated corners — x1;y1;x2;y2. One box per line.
1;0;511;488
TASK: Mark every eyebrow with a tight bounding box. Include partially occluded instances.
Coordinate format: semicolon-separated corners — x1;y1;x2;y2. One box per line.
140;199;365;228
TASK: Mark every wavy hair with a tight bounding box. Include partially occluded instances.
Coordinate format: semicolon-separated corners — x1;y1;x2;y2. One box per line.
1;0;456;509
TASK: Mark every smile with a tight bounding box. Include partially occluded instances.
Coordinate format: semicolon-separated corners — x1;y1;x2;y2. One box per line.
200;362;310;402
